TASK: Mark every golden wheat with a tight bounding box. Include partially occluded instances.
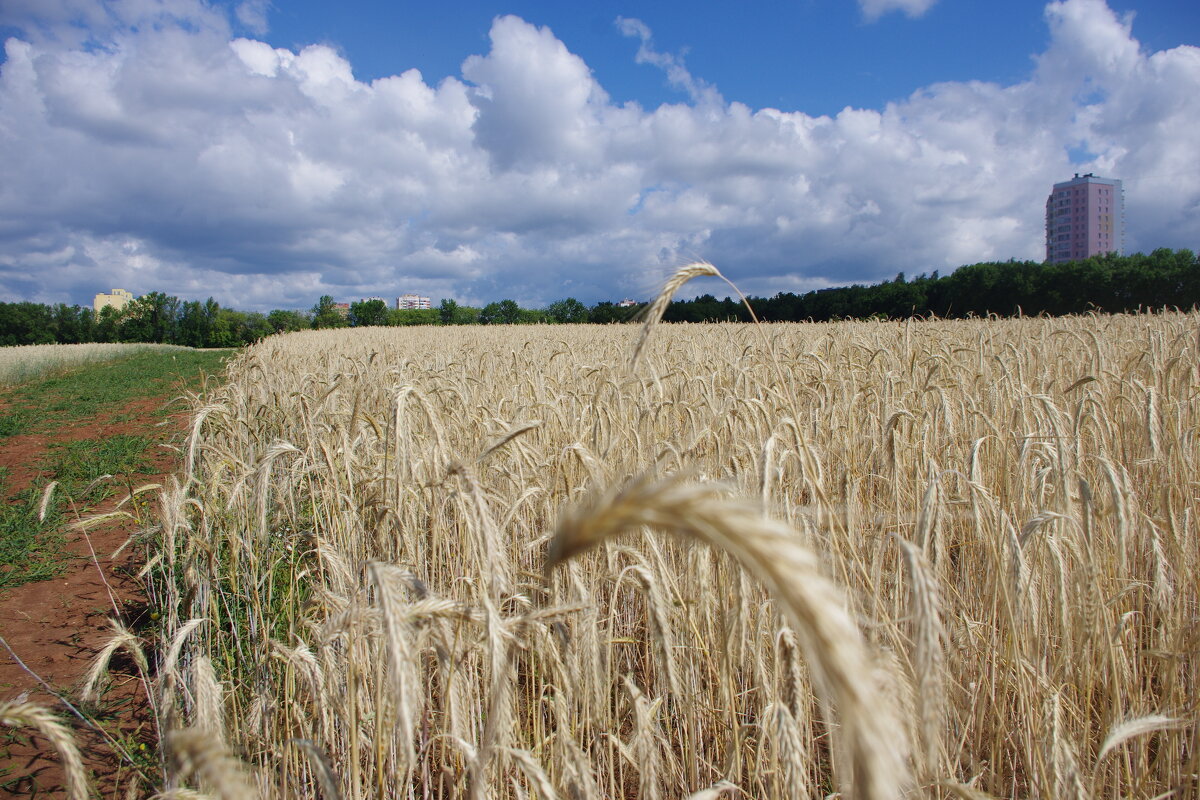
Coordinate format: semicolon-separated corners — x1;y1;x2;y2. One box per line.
128;301;1200;799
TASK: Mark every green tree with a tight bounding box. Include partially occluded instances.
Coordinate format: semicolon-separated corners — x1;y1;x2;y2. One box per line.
349;299;389;327
50;304;95;344
235;311;274;344
545;297;589;323
94;305;123;342
122;292;180;343
0;302;55;345
267;309;311;333
589;301;644;323
438;298;459;325
498;299;522;324
209;310;237;347
311;296;348;329
453;305;481;324
478;302;502;324
519;308;547;324
388;308;439;326
178;298;219;347
479;299;524;324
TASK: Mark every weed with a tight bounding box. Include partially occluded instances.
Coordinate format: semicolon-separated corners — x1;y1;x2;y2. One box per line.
0;411;28;439
45;435;151;501
0;490;65;589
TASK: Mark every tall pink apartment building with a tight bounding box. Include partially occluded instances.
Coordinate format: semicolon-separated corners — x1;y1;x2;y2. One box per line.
1045;173;1124;263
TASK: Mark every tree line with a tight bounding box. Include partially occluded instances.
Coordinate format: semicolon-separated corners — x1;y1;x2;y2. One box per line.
665;249;1199;323
2;249;1196;347
0;291;643;347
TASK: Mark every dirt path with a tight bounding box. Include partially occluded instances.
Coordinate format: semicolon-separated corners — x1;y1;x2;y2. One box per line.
0;393;194;797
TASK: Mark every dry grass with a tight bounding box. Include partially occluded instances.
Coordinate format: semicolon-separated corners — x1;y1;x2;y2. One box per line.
134;292;1198;798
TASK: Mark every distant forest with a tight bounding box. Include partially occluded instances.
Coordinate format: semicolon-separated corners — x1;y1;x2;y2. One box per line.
1;249;1196;348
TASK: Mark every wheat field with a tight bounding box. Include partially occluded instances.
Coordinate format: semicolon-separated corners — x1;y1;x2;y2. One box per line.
131;300;1197;798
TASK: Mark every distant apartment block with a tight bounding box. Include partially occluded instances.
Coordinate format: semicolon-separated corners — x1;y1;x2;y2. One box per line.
397;293;432;310
333;302;351;318
1045;173;1124;264
93;288;134;314
617;298;638;308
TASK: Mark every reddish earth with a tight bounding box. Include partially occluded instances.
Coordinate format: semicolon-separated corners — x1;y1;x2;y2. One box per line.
0;394;193;798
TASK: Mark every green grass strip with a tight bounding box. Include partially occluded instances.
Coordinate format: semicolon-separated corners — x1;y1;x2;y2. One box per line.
0;348;230;436
0;347;231;589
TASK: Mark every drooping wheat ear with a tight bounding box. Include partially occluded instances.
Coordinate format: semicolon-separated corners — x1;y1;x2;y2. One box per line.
630;262;722;369
685;779;740;800
547;471;910;800
1046;692;1086;800
619;559;682;698
148;789;211;800
763;702;812;798
894;536;946;778
367;561;425;772
160;618;207;684
38;481;58;522
1096;714;1186;763
190;656;225;737
0;700;90;800
503;747;560;800
288;738;344;800
81;618;149;704
447;459;511;601
477;419;542;463
184;402;225;483
166;726;258;799
624;676;665;800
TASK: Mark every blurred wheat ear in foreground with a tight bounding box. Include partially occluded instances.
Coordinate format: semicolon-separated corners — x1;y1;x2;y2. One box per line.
548;471;910;800
1;701;89;800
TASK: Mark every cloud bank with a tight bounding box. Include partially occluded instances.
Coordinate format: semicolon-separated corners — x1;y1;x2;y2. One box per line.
0;0;1197;310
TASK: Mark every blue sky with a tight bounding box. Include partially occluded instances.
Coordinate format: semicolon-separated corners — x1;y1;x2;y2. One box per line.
257;0;1194;116
0;0;1197;311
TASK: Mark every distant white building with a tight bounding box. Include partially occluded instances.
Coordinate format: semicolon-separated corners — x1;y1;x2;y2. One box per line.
617;298;638;308
93;288;134;314
397;293;432;310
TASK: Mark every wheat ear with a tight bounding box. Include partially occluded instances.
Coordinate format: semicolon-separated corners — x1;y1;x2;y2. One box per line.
546;471;910;800
0;700;90;800
166;726;258;799
630;262;722;368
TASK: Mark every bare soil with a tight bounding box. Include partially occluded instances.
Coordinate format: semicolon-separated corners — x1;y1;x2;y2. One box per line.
0;394;191;798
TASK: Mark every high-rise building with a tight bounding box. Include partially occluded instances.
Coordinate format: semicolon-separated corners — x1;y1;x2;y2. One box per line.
93;288;134;314
396;293;432;310
1045;173;1124;263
